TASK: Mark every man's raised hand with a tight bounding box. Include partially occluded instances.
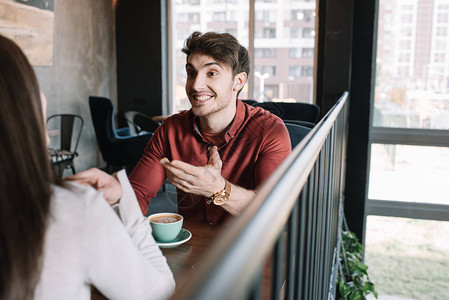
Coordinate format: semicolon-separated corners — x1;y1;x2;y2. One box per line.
159;146;225;197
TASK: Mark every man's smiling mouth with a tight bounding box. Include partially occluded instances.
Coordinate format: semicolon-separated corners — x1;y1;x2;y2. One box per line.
193;95;213;101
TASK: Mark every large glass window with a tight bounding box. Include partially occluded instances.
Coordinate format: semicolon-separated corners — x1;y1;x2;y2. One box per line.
169;0;316;113
366;1;449;299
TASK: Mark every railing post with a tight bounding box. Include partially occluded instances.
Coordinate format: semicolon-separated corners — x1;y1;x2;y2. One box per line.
286;201;298;300
295;188;308;299
271;232;284;300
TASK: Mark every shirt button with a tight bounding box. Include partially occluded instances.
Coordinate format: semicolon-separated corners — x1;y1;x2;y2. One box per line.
207;146;211;151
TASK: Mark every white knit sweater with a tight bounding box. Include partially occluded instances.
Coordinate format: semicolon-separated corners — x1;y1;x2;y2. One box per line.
34;170;175;300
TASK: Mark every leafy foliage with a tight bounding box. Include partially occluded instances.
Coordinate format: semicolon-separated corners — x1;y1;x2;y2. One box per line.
337;226;378;300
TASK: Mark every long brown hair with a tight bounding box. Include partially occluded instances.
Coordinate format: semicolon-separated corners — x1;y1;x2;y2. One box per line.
0;35;54;299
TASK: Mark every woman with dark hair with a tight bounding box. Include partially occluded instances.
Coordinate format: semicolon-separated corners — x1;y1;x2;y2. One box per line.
0;35;174;300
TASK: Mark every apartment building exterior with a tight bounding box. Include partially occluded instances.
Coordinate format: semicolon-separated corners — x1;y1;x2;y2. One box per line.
377;0;449;92
375;0;449;129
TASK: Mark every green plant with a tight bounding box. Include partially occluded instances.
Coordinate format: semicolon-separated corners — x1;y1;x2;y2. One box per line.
337;221;378;300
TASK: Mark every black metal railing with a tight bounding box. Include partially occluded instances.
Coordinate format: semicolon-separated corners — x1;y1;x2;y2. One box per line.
171;92;349;300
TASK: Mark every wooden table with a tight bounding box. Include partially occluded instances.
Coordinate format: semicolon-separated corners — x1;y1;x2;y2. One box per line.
165;220;274;299
160;220;223;281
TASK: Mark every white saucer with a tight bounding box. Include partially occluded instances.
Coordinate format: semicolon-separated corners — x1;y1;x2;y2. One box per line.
156;228;192;248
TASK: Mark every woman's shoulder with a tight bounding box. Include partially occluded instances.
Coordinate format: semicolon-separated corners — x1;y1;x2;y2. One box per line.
50;181;106;213
52;181;97;199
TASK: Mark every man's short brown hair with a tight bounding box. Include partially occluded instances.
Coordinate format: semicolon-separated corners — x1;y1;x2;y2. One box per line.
182;31;250;78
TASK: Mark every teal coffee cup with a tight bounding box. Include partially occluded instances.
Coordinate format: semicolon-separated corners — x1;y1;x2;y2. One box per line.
149;213;183;242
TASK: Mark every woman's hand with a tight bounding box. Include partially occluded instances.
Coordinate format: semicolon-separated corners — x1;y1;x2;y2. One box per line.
65;168;122;205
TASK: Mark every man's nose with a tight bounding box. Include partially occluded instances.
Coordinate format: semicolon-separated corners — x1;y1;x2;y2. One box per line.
192;73;206;90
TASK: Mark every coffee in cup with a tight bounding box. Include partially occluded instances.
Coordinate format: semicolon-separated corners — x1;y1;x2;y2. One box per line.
149;213;183;242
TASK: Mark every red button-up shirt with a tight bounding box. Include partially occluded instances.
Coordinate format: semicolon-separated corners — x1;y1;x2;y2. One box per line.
129;100;291;225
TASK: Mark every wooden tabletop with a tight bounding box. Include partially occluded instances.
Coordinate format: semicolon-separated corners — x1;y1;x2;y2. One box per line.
164;220;273;299
161;220;223;281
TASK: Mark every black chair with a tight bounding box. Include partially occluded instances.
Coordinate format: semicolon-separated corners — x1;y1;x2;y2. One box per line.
283;119;316;129
47;114;84;178
89;96;153;174
284;122;312;147
241;99;259;106
242;100;321;124
124;111;160;135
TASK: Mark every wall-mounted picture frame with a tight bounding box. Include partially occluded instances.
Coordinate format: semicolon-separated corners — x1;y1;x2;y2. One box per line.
0;0;54;66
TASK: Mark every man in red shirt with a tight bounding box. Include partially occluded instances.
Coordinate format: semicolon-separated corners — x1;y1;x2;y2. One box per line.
68;32;291;225
129;32;291;224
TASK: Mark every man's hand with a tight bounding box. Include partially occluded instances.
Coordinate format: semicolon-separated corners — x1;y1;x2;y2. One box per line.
65;168;122;205
160;146;225;197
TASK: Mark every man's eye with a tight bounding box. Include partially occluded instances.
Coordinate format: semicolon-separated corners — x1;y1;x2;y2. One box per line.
209;71;218;76
186;71;196;78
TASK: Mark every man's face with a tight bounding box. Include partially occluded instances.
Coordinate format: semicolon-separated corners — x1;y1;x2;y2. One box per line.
185;53;243;118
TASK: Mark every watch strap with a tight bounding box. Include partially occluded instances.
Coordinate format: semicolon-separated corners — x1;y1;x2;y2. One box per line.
208;180;231;206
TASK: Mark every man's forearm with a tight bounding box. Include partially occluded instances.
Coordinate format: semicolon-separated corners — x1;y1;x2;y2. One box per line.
221;184;256;216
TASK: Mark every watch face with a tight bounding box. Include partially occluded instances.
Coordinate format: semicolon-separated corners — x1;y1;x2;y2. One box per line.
213;195;228;206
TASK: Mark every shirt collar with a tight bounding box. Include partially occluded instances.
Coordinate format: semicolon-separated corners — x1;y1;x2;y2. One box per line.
190;99;246;143
223;99;245;142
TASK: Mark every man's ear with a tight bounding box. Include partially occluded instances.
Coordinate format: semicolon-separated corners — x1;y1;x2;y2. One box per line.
233;72;247;91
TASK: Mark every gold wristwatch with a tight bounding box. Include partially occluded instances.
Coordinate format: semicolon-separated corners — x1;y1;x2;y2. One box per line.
208;180;231;206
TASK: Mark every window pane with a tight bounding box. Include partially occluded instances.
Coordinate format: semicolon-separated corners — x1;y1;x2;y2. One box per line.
374;0;449;129
365;216;449;299
254;1;315;103
171;1;249;112
368;144;449;204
